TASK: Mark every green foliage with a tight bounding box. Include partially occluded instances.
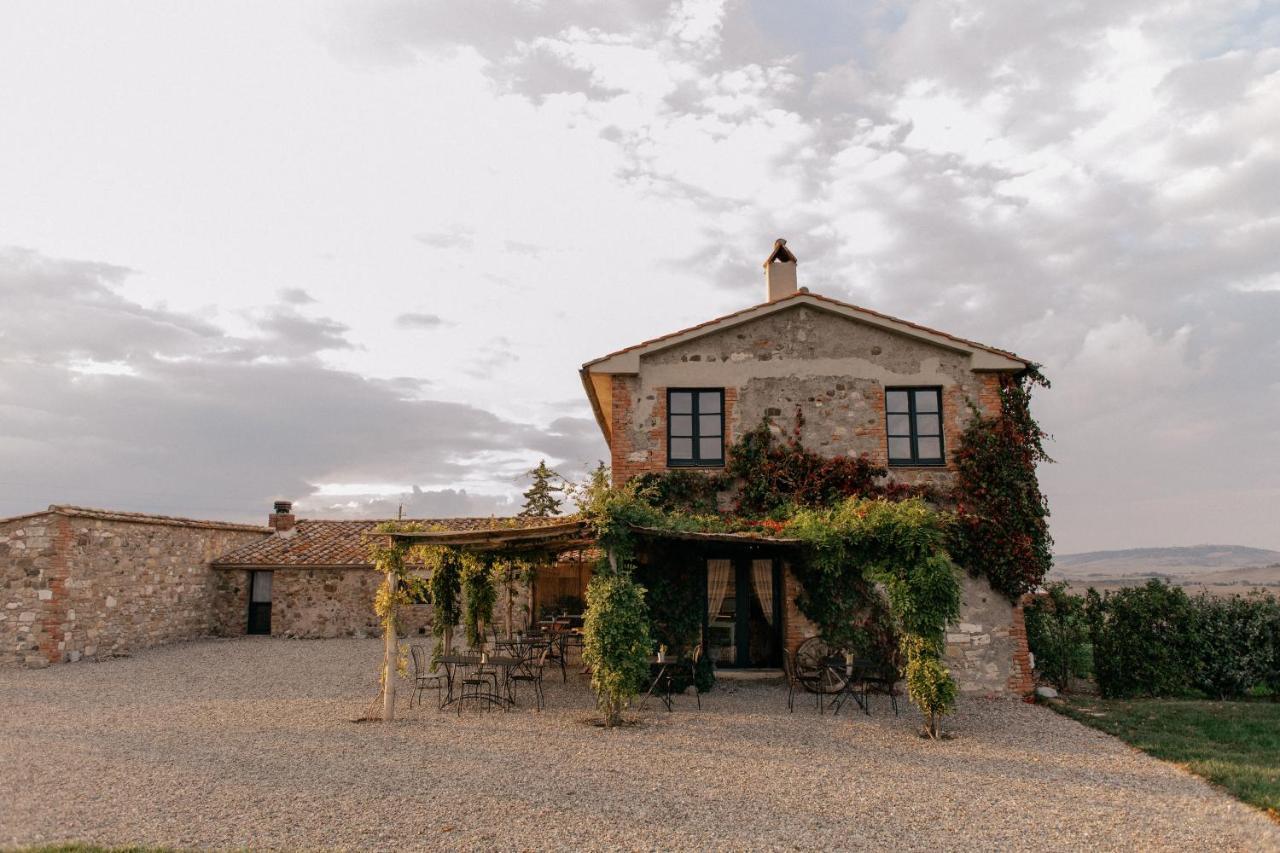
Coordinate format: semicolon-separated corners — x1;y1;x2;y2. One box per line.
1194;594;1280;700
724;415;930;517
1087;581;1200;698
420;546;463;655
630;469;723;514
519;459;564;518
582;571;653;727
950;367;1053;600
633;542;715;693
1085;581;1280;699
460;555;497;649
903;636;958;739
579;466;963;735
1025;582;1093;690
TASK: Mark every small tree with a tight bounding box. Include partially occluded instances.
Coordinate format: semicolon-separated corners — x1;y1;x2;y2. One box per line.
424;548;463;657
1025;583;1092;691
461;555;497;650
582;565;652;727
520;460;564;518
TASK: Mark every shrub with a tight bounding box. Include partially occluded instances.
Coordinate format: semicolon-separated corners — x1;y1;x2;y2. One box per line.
1025;583;1092;690
1086;582;1280;700
1086;580;1200;698
582;572;653;727
1193;592;1280;699
903;636;957;739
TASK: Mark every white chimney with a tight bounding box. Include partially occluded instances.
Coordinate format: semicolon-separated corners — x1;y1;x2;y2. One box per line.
763;238;798;302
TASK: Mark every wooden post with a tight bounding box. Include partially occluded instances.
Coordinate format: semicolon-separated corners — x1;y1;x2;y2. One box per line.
382;572;397;722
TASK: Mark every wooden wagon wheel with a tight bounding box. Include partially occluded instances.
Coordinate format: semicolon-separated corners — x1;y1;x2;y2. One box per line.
795;637;847;694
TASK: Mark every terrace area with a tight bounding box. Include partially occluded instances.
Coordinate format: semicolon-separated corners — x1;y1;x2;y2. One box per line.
4;637;1278;850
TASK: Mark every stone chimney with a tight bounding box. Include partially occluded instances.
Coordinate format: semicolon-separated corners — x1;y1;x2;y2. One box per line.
268;500;295;533
764;238;798;302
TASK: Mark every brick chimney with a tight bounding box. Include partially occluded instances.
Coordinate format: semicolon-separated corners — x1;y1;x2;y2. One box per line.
268;500;295;533
764;238;798;302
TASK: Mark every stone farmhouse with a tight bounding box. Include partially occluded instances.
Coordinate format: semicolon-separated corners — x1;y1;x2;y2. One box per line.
2;240;1035;696
579;240;1034;696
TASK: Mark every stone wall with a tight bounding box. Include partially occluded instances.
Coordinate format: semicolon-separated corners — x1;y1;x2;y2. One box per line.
211;566;534;642
1;509;267;667
610;304;1002;491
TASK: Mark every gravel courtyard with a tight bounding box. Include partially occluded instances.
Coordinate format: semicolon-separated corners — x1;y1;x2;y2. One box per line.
3;638;1277;851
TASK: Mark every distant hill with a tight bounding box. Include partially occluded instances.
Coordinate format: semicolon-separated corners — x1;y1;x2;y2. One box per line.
1050;545;1280;594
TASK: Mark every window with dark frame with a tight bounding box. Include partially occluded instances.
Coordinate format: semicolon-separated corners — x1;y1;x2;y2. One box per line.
885;387;945;465
667;388;724;467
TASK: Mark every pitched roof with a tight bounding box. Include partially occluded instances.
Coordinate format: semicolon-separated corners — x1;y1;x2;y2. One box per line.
0;504;269;533
211;516;573;568
582;290;1027;372
579;289;1030;443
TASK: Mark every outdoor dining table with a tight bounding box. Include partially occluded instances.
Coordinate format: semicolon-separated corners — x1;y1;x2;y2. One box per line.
436;653;513;709
821;656;869;715
638;656;695;712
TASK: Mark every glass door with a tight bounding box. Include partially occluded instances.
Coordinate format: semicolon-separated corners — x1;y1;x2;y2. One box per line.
705;558;781;667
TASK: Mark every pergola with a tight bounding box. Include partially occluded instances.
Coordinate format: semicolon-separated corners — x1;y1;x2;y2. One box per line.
370;518;804;719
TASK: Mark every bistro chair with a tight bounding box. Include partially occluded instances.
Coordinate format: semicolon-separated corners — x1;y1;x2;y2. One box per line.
508;646;551;711
409;644;446;709
456;656;504;715
782;649;823;714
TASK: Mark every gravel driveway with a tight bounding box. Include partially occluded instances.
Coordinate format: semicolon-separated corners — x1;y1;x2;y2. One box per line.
2;637;1276;851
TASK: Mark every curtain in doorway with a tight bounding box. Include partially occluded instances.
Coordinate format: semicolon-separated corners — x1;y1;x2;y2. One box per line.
706;559;732;621
751;559;774;625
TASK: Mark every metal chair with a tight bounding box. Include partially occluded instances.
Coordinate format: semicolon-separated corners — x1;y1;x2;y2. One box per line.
782;649;823;713
409;644;446;709
456;657;504;715
508;646;550;711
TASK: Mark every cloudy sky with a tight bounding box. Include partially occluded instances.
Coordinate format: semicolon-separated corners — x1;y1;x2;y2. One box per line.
1;0;1277;552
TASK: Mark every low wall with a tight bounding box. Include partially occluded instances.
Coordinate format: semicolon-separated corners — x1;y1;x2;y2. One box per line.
1;509;267;667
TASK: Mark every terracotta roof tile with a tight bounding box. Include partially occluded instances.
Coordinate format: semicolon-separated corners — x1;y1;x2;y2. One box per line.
211;516;572;568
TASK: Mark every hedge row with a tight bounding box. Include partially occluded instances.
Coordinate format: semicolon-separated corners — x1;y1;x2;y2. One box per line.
1027;580;1280;699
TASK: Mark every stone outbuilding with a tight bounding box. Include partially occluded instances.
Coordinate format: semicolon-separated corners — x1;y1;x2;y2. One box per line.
0;506;267;667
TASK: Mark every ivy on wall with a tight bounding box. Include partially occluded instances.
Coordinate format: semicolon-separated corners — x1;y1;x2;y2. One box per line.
949;367;1053;600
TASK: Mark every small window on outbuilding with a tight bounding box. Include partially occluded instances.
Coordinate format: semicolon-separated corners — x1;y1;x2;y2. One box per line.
668;388;724;467
885;387;945;466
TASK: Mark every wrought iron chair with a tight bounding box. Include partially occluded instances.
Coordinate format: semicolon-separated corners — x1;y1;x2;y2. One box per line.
508;646;550;711
456;656;505;715
782;649;823;713
409;644;446;709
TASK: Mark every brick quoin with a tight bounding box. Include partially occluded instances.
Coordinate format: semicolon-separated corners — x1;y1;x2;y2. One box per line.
36;514;73;665
1008;594;1036;697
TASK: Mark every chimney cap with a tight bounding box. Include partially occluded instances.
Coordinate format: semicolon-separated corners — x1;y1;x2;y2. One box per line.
272;500;293;515
763;238;797;267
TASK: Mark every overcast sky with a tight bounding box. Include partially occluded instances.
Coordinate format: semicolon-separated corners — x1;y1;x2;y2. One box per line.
1;0;1277;552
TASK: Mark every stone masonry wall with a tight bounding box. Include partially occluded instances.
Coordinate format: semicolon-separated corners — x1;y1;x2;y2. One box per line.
609;304;1031;696
1;511;267;667
212;567;532;641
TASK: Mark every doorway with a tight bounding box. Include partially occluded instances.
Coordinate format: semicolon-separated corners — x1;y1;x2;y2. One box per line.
247;570;272;635
705;557;782;668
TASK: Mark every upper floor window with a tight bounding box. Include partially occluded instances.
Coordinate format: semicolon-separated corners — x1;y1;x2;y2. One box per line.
668;389;724;467
886;387;944;466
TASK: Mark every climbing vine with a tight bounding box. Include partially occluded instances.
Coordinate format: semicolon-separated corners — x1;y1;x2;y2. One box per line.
949;366;1053;599
581;462;962;738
